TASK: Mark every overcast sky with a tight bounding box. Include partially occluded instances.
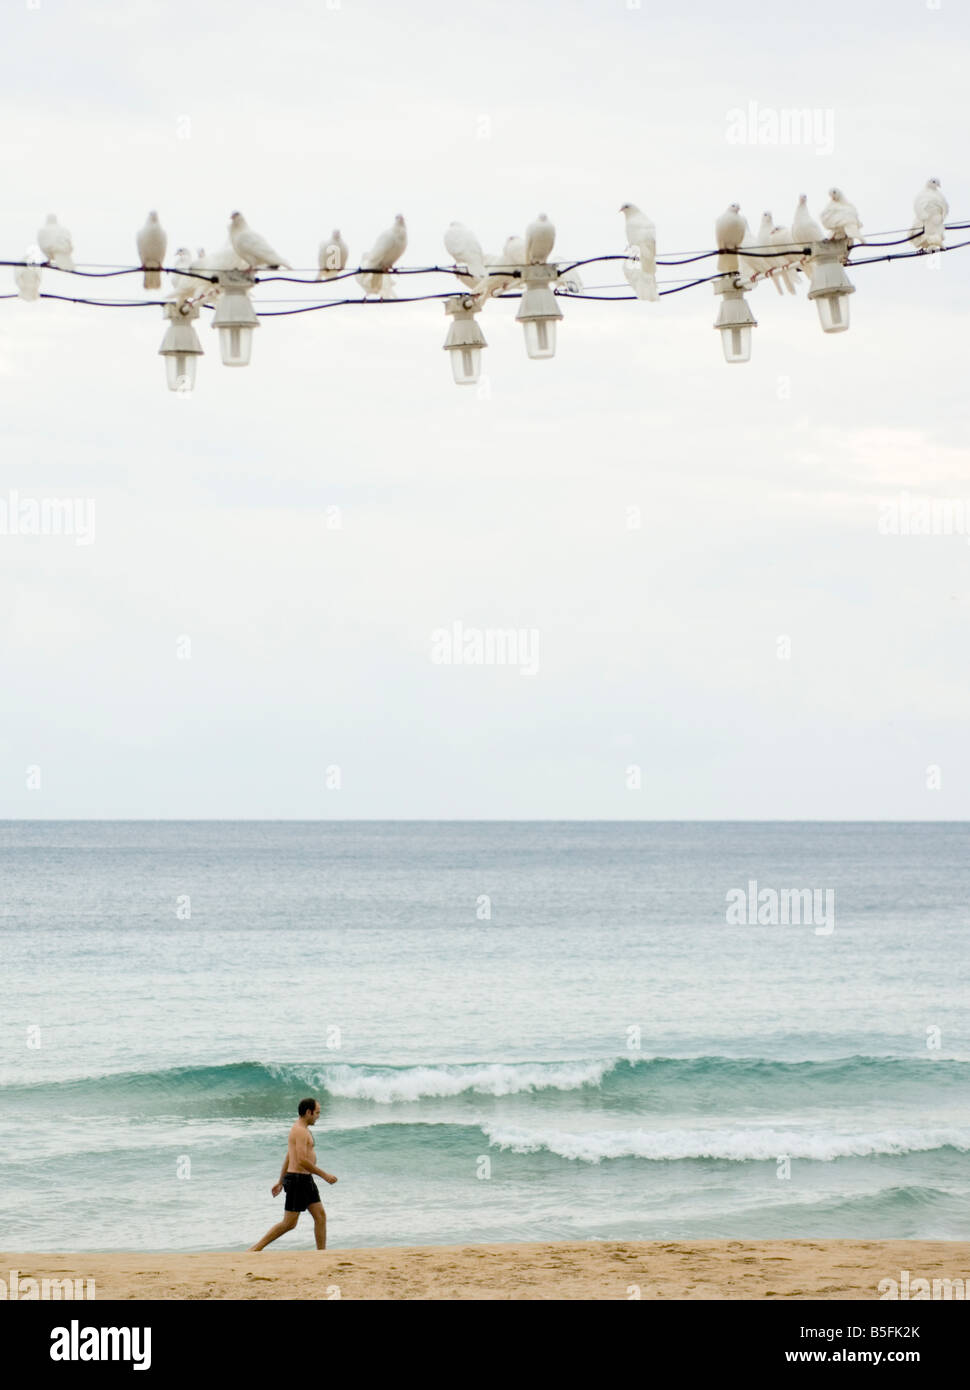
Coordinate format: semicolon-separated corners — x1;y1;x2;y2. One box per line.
1;0;968;819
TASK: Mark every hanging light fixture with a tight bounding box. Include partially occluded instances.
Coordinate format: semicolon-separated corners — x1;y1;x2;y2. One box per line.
442;295;487;385
515;264;563;360
211;269;260;366
158;301;203;392
713;273;757;363
807;241;856;334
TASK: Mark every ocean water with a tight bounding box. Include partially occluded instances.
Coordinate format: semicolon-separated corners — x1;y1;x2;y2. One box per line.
1;821;968;1252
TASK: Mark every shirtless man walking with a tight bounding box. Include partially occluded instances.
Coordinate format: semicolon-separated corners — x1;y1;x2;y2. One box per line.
249;1098;338;1251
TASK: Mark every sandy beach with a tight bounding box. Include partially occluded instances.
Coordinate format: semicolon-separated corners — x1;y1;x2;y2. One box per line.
2;1240;966;1301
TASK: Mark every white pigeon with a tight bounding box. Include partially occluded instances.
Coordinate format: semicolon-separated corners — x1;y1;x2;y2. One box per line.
14;256;42;301
136;210;167;289
525;213;555;264
715;203;747;251
199;242;246;303
38;213;74;270
792;194;824;245
768;223;801;294
169;247;198;304
443;221;486;284
503;234;526;265
356;214;407;295
739;211;774;288
912;178;948;250
619;203;658;301
821;188;863;242
479;235;526;301
317;229;349;281
623;252;657;301
228;211;292;269
202;241;246;272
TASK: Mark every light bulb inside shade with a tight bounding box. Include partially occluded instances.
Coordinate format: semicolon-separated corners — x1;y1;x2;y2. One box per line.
219;323;253;366
165;353;197;392
816;292;850;334
523;318;556;360
450;345;481;385
720;324;752;364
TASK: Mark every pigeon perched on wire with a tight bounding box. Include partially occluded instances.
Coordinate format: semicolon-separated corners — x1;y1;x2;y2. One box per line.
228;211;292;270
792;194;824;245
169;244;237;307
739;212;773;288
38;213;74;270
791;195;825;282
317;230;349;281
768;221;802;294
478;235;525;301
169;247;199;305
136;211;167;289
622;252;656;301
443;221;486;287
525;213;555;264
821;188;863;243
619;203;658;301
194;243;246;304
356;214;407;296
715;203;747;251
14;252;42;301
503;234;526;266
911;178;948;250
203;242;246;273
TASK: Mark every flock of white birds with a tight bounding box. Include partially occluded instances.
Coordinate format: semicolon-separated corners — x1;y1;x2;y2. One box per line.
712;182;949;297
10;180;951;308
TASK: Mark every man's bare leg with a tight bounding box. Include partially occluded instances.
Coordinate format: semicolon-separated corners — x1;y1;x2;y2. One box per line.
249;1210;299;1251
308;1202;327;1250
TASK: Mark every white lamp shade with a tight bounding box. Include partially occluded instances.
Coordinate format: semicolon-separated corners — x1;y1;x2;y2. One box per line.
158;307;203;391
219;324;254;367
807;251;855;335
443;298;487;385
720;324;752;364
516;275;562;360
165;353;198;392
713;279;756;365
815;292;851;334
211;276;260;367
450;345;482;385
523;317;557;360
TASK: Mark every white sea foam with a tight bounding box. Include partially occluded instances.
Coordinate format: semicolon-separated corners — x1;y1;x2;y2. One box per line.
295;1059;617;1104
480;1123;970;1164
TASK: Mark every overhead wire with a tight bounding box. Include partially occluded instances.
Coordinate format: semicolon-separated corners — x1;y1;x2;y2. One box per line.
2;222;964;316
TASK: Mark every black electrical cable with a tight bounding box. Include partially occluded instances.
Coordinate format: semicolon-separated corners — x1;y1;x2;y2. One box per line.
0;260;218;285
3;235;966;314
37;293;169;307
847;237;970;269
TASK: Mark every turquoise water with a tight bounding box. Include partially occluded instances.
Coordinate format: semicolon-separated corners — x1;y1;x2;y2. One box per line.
1;821;968;1250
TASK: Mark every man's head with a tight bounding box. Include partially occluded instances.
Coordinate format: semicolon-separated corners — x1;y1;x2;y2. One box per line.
298;1097;320;1124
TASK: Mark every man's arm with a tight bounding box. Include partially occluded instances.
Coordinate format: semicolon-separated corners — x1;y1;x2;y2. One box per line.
294;1129;338;1184
271;1150;288;1197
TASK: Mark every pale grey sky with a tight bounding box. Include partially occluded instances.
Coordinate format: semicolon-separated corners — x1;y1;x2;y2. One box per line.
1;0;968;818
